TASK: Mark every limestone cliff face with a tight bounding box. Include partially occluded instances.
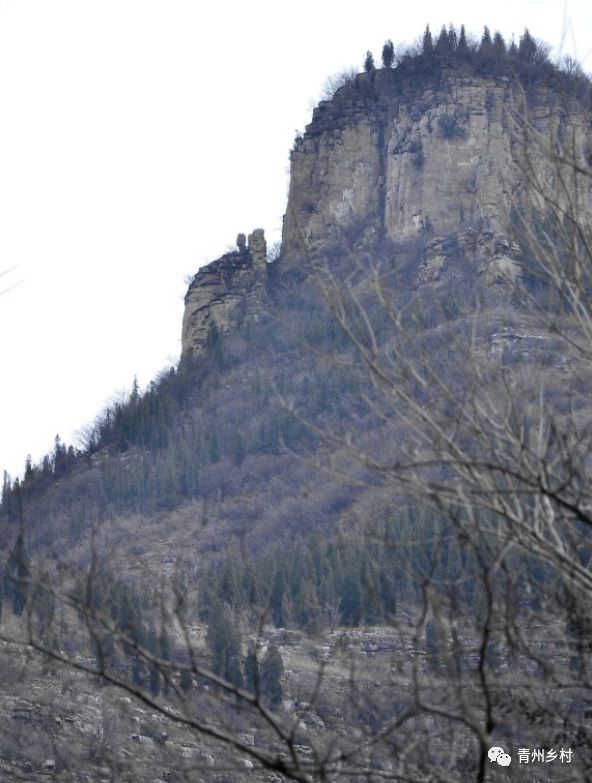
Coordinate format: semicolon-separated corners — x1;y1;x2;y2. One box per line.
181;64;591;357
181;229;267;358
281;66;590;269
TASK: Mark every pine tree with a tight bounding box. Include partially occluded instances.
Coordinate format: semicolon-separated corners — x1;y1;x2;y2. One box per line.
218;560;240;606
271;567;286;626
296;577;322;631
363;51;375;72
53;434;68;476
1;470;10;502
244;641;259;693
231;427;246;466
480;26;492;54
381;40;395;68
31;572;55;634
435;25;450;55
132;655;147;688
206;601;243;688
100;632;116;670
261;644;284;708
24;455;33;484
180;667;192;693
493;31;506;57
130;375;140;405
1;471;14;519
113;582;146;653
518;28;537;62
6;532;29;616
457;24;468;53
448;24;457;51
208;428;220;463
40;454;51;474
422;25;433;55
148;657;161;696
340;565;362;625
157;462;177;510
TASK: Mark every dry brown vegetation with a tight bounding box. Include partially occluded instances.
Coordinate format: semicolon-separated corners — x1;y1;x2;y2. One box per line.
1;68;592;783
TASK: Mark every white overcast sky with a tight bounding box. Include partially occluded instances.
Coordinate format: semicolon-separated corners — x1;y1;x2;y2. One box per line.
1;0;591;479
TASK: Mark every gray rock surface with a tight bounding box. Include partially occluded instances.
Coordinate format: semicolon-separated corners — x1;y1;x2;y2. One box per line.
281;69;590;264
181;229;268;357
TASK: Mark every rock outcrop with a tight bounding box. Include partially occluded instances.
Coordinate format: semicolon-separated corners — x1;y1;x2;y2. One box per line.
182;63;591;357
181;229;267;358
417;230;521;286
281;65;590;275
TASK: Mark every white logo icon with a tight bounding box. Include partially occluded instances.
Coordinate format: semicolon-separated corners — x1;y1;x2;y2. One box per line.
489;747;512;766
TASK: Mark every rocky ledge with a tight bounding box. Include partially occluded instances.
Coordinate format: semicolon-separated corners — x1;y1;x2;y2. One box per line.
181;228;268;358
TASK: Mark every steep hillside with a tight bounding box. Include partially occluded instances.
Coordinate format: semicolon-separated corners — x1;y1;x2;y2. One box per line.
2;29;592;782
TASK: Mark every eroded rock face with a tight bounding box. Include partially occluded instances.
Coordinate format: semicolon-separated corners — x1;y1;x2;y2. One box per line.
182;65;591;357
281;67;590;270
417;230;521;286
181;229;267;358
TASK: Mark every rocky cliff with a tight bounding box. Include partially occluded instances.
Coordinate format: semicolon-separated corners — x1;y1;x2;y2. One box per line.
281;64;590;274
182;62;591;356
182;228;267;358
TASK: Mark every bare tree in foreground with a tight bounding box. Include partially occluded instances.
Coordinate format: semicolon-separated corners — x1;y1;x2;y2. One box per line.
293;101;592;778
